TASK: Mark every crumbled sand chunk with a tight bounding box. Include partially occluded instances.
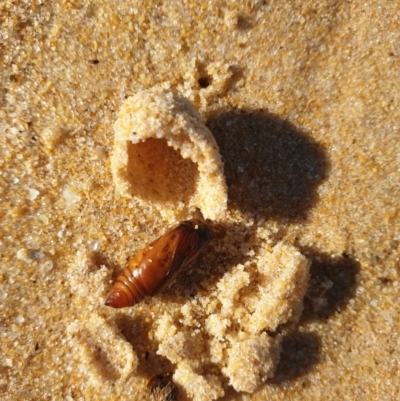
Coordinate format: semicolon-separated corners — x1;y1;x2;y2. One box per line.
223;333;281;393
152;241;309;396
173;364;224;401
111;87;227;220
246;243;310;333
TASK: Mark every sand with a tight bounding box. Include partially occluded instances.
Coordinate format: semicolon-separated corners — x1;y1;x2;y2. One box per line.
1;1;399;400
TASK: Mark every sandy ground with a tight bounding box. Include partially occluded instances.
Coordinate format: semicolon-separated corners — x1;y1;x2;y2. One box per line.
1;1;399;400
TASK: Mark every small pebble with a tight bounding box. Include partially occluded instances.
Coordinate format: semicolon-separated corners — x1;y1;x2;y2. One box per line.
28;188;40;201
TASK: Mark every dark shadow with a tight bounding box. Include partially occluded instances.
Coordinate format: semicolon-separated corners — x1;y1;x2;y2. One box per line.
270;331;321;383
266;252;360;383
300;251;360;322
206;110;329;221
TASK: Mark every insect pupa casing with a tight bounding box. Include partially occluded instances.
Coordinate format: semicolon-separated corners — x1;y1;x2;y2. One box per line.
105;219;212;308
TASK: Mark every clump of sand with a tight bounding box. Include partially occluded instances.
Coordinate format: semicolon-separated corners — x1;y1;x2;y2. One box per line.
154;242;309;397
111;87;227;221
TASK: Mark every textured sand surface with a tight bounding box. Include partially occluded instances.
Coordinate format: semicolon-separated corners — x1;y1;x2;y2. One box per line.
1;1;399;400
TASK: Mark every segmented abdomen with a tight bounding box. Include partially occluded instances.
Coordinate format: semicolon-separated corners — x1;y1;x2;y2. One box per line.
105;219;212;309
105;258;148;307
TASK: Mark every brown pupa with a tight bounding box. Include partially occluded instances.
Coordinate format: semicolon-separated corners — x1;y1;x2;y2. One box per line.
105;219;212;308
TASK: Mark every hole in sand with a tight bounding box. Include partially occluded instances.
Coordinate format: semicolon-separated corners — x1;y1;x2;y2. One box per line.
198;76;212;88
127;138;198;204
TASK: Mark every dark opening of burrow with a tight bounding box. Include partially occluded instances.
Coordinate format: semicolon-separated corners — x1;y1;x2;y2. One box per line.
198;76;212;89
